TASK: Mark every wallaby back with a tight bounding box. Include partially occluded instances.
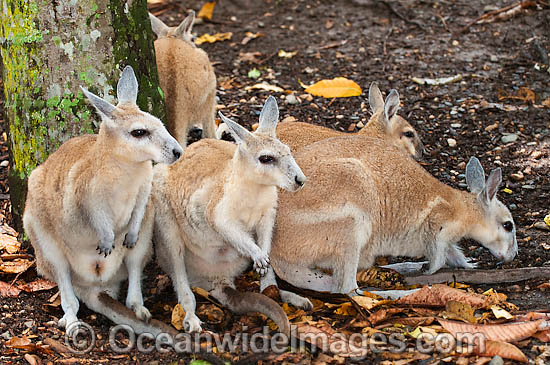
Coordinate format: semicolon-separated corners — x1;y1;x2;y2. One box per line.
150;12;217;146
275;83;424;159
270;136;516;294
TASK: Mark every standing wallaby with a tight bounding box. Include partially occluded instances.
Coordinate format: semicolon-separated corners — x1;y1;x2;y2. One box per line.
270;136;517;294
217;83;425;159
149;11;217;146
23;66;183;335
151;96;308;335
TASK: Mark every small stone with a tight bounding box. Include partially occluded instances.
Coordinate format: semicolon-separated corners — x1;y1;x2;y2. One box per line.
485;123;499;132
450;123;462;128
285;94;299;105
24;320;34;328
501;133;518;143
507;285;522;293
510;172;524;181
258;21;265;28
534;222;550;231
335;115;344;119
490;55;499;62
447;138;457;147
458;183;468;189
452;40;459;46
1;331;11;340
281;116;296;123
0;160;8;168
488;355;504;365
356;121;365;129
347;123;356;132
522;185;536;190
509;204;517;210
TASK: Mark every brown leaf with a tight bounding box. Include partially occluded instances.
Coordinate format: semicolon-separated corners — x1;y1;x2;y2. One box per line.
542;98;550;108
23;353;40;365
475;340;528;363
238;52;262;64
5;336;32;348
397;284;488;308
533;329;550;342
0;259;34;274
497;87;535;103
0;233;21;254
197;303;224;324
0;280;21;297
440;300;477;323
387;316;435;327
197;1;215;20
171;304;186;331
18;278;57;293
261;285;282;302
368;308;405;326
439;319;542;342
43;337;73;355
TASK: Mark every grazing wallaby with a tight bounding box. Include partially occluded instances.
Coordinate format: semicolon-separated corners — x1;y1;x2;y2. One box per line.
217;83;425;159
23;66;183;335
151;96;308;335
270;136;517;294
149;11;217;146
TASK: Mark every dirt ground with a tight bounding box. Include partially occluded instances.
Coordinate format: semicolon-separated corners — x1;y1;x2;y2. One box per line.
1;0;549;364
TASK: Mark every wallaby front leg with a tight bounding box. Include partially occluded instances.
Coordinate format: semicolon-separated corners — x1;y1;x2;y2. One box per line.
215;220;270;274
255;207;277;275
446;244;477;269
425;242;448;274
124;181;153;249
88;205;115;257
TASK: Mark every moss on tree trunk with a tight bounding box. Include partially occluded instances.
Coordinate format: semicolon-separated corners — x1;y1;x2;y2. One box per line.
0;0;164;229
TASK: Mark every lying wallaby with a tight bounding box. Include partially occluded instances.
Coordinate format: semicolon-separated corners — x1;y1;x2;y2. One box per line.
149;11;217;146
216;83;425;159
152;96;307;335
270;136;517;294
23;66;183;335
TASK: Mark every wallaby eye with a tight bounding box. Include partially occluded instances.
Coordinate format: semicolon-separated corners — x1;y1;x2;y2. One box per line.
130;129;150;138
502;221;514;232
403;131;415;138
259;155;276;164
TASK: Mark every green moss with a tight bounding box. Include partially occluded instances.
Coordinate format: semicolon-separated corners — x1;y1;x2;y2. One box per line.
108;0;166;122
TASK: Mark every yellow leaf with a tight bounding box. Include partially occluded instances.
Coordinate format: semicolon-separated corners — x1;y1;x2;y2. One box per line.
197;2;216;20
304;77;362;98
352;296;380;310
491;305;514;320
503;188;513;194
278;50;297;58
408;327;422;338
171;304;186;331
334;302;357;316
194;32;232;45
544;214;550;227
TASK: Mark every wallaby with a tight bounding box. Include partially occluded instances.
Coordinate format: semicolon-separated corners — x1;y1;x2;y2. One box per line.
269;135;517;294
149;11;217;147
216;83;425;159
151;96;309;335
23;66;183;335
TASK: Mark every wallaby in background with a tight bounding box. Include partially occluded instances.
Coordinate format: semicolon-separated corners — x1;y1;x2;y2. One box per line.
216;83;425;160
150;11;217;146
23;66;183;335
151;96;308;335
270;135;517;294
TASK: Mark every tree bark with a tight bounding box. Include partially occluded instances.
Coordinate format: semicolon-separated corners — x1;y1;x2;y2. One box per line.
0;0;165;229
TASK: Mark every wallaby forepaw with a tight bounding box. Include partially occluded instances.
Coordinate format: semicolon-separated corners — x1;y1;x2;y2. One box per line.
252;253;270;275
97;241;114;257
461;260;477;269
58;313;78;330
133;305;152;323
280;290;313;310
123;232;138;249
183;314;202;333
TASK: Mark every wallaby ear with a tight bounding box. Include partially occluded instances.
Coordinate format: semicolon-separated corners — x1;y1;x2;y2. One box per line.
218;112;253;144
173;11;195;41
81;86;117;122
384;89;400;125
255;96;279;137
465;156;486;194
368;82;384;113
484;168;502;203
149;12;169;37
116;66;139;105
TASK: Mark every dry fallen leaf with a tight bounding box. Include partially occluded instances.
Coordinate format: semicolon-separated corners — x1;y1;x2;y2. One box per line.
0;280;21;297
334;302;357;316
0;259;34;274
498;87;536;103
194;32;232;45
278;50;297;58
18;278;57;293
475;340;528;363
304;77;362;98
0;233;21;254
491;305;514;320
241;31;264;45
197;304;224;324
440;300;477;323
534;329;550;342
398;284;488;308
171;304;186;331
245;83;285;93
239;51;262;64
439;319;542;342
197;1;216;20
542;98;550;108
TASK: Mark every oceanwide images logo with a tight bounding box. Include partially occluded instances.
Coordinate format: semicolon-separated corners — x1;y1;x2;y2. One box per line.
64;322;486;359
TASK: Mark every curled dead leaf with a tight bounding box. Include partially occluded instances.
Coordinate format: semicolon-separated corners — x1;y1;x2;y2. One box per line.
18;278;57;293
0;233;21;254
439;318;542;343
304;77;362;98
0;280;21;297
245;83;285;93
398;284;488;308
0;259;34;274
475;340;528;363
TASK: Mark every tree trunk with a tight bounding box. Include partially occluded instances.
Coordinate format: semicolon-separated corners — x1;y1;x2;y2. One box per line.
0;0;165;229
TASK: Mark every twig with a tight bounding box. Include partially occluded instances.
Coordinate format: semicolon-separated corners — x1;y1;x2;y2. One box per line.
404;267;550;285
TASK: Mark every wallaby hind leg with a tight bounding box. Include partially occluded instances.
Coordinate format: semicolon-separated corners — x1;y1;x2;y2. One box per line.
124;202;154;323
154;205;202;332
260;268;313;309
332;244;362;295
201;90;217;139
26;221;80;329
271;258;334;292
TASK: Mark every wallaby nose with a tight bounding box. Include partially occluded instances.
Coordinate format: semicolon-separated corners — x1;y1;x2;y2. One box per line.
295;175;305;187
172;148;182;160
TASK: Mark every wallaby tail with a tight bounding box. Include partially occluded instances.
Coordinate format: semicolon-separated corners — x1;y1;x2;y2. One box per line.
95;292;177;337
222;286;290;337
